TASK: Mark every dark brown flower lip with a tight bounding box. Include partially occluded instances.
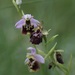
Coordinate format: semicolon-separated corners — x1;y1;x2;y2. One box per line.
22;25;34;34
48;64;52;69
28;58;40;71
30;29;43;44
30;61;40;71
56;52;64;64
29;58;34;62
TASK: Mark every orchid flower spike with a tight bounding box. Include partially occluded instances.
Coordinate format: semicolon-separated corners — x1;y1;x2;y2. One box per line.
24;47;45;72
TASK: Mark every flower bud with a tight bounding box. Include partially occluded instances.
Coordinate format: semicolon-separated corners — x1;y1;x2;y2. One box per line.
56;52;64;64
48;64;52;69
16;0;22;5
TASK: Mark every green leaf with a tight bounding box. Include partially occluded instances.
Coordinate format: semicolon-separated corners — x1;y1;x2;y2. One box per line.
48;29;51;33
42;29;51;36
56;62;68;74
42;29;51;43
66;54;72;75
45;34;58;46
45;43;57;59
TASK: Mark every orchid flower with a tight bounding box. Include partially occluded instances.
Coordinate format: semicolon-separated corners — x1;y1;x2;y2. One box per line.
15;14;40;28
15;14;40;34
24;47;45;72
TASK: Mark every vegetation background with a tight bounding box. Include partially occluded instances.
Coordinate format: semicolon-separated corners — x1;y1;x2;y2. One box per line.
0;0;75;75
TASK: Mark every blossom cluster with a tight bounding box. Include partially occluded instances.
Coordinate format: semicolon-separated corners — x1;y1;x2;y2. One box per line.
15;14;45;72
13;0;66;73
15;14;64;72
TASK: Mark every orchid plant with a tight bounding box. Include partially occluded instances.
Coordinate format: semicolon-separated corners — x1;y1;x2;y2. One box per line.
12;0;72;75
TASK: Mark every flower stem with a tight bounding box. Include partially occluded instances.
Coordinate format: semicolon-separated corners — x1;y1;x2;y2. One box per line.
12;0;23;17
45;42;57;60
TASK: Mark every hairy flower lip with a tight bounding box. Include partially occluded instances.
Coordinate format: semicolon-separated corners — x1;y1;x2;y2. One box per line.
21;25;34;34
30;29;43;45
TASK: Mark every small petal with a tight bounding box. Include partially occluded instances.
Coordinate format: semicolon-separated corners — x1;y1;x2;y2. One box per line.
34;54;45;63
15;19;25;28
31;18;40;28
26;53;34;58
27;47;36;54
24;58;29;64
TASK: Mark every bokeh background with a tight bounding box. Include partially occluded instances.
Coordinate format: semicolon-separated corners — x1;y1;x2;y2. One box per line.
0;0;75;75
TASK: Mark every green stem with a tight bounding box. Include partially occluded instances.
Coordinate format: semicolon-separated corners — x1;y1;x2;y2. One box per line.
56;62;68;75
66;54;72;75
12;0;23;17
45;42;57;60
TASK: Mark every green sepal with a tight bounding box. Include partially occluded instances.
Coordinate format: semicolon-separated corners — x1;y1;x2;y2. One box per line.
67;54;72;75
54;49;64;53
42;29;51;43
37;48;46;57
45;43;57;60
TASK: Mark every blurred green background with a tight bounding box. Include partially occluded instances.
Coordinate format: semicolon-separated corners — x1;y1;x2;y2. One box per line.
0;0;75;75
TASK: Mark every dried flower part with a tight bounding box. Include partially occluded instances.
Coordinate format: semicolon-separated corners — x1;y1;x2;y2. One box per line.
48;64;52;69
48;62;54;69
30;29;43;44
56;52;64;64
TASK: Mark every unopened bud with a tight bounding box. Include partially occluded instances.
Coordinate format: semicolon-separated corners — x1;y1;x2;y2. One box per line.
16;0;22;5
